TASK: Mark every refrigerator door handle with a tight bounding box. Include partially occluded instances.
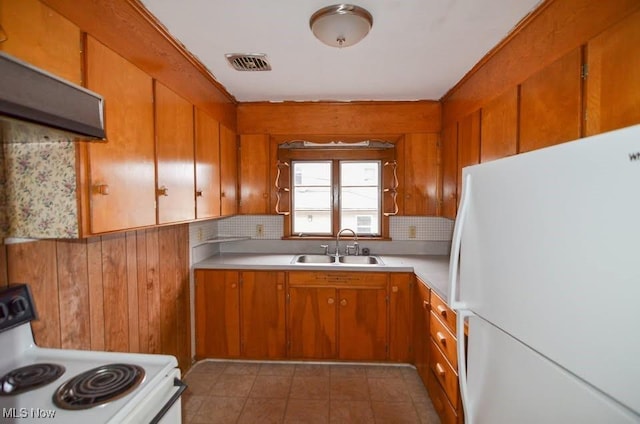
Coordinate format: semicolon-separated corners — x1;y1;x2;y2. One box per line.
457;309;474;424
449;173;472;310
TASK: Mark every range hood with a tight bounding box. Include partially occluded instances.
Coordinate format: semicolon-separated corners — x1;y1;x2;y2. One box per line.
0;51;105;140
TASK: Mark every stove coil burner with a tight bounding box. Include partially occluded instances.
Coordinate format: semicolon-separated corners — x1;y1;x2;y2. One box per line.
0;363;66;396
53;363;145;410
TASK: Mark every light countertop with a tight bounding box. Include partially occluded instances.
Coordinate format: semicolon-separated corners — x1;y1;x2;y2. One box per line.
193;253;451;302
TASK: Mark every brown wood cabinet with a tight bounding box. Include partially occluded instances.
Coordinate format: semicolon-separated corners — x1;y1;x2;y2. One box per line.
456;111;480;207
288;271;388;361
401;133;440;216
440;123;458;219
194;108;221;219
480;87;518;163
85;35;156;234
195;269;286;359
154;81;195;224
220;125;238;216
389;273;414;362
413;278;431;385
239;134;271;214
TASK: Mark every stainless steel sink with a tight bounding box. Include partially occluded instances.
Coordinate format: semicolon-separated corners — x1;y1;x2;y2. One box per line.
338;255;383;265
292;254;335;264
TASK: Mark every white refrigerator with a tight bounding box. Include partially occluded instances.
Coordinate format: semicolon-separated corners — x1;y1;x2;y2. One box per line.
448;124;640;423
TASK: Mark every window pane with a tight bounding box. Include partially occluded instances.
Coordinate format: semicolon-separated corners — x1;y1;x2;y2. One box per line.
341;162;379;186
340;161;381;235
292;161;332;234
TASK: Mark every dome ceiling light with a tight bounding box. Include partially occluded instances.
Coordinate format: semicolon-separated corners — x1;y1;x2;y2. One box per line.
309;4;373;48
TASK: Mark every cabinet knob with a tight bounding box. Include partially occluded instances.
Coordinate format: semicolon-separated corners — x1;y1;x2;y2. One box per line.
423;300;429;310
157;186;169;196
277;283;283;291
221;191;226;197
231;283;237;289
391;286;398;293
340;299;347;307
93;184;110;195
436;331;447;345
436;305;447;317
196;189;203;197
327;297;335;305
262;193;268;198
435;362;446;378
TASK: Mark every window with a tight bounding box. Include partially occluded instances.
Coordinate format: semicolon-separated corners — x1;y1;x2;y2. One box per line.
291;160;381;236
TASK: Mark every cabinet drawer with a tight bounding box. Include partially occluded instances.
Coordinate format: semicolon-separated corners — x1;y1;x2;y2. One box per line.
430;311;458;369
429;339;459;407
427;370;458;424
431;291;457;334
288;271;387;288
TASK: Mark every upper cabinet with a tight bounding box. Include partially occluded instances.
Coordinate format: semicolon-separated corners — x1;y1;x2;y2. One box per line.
480;87;518;162
194;109;221;220
457;111;481;206
519;48;582;152
220;125;238;216
154;81;195;224
585;10;640;136
239;134;271;214
401;133;440;216
440;123;458;220
85;35;156;234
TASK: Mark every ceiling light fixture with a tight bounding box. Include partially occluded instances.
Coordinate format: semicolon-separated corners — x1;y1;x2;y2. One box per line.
309;4;373;48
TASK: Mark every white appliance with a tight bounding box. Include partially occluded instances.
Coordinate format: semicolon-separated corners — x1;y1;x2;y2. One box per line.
0;284;185;423
448;124;640;423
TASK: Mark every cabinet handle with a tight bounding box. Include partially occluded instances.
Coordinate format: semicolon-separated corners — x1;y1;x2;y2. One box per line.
436;305;447;318
195;189;203;197
391;286;398;293
435;362;446;378
277;283;283;291
436;331;447;345
340;299;347;307
221;191;226;197
262;193;268;198
93;184;110;195
423;300;429;310
231;283;237;289
157;186;169;196
327;297;334;305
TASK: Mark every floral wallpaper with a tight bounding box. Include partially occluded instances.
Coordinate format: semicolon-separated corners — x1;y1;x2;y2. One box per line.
1;119;80;238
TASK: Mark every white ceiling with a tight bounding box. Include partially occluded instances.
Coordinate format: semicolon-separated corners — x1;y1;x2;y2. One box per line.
140;0;542;102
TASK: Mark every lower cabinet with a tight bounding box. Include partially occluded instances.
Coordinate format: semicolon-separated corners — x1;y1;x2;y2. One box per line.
194;269;286;359
414;278;431;384
287;271;388;361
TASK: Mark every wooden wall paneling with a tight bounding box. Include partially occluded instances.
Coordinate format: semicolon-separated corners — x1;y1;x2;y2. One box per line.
239;134;270;214
403;133;440;216
145;228;162;354
586;10;640;135
86;236;104;350
194;109;221;219
56;239;91;350
101;233;129;352
238;101;441;135
220;125;238;216
520;47;583;152
0;246;8;288
6;240;61;348
135;230;150;353
155;81;196;224
41;0;237;130
440;122;458;219
0;0;81;83
442;0;640;126
457;111;481;206
175;225;190;370
125;231;140;353
480;87;519;163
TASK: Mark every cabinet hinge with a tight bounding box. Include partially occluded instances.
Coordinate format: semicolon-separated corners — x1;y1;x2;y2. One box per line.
581;63;589;80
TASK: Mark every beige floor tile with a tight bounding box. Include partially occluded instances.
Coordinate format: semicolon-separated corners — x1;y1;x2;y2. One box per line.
330;375;370;400
249;375;293;399
371;401;421;424
190;396;246;424
184;371;219;394
190;361;228;375
329;399;375;423
285;399;330;424
329;364;368;378
222;362;261;375
210;373;256;397
413;398;441;424
181;393;205;422
289;375;331;400
368;377;412;402
237;397;287;424
259;363;296;376
294;363;331;377
366;365;406;379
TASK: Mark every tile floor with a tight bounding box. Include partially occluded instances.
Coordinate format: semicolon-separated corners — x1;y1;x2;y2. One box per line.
181;360;440;423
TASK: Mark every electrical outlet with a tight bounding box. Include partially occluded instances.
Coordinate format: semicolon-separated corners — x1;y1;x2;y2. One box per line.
197;228;203;242
256;224;264;237
408;225;417;239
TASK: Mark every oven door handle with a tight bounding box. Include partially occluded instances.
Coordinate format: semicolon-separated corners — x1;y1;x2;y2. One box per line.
149;377;187;424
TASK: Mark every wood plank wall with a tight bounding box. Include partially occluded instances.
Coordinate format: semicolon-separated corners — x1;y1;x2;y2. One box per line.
0;225;191;372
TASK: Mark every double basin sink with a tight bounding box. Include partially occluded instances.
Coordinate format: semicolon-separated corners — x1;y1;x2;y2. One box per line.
291;254;384;266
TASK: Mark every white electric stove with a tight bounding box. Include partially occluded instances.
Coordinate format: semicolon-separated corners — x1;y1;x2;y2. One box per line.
0;284;185;423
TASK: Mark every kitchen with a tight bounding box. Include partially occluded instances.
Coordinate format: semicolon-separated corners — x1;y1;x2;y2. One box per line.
0;0;639;423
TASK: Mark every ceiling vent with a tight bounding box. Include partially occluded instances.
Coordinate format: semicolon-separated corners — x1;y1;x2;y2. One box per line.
225;53;271;71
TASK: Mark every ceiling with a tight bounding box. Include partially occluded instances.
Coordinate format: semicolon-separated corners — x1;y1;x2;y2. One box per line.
140;0;543;103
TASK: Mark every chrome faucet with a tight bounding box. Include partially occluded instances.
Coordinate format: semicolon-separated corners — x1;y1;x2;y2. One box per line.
335;228;358;257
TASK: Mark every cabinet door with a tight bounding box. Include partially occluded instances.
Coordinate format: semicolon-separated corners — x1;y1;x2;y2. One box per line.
389;273;413;362
239;134;270;214
194;109;221;219
586;10;640;135
337;287;387;361
414;280;431;386
219;124;238;216
480;87;518;163
440;123;458;219
194;270;240;358
155;81;195;224
402;133;439;216
288;286;336;359
85;36;156;233
519;48;582;152
457;110;480;207
240;271;286;358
